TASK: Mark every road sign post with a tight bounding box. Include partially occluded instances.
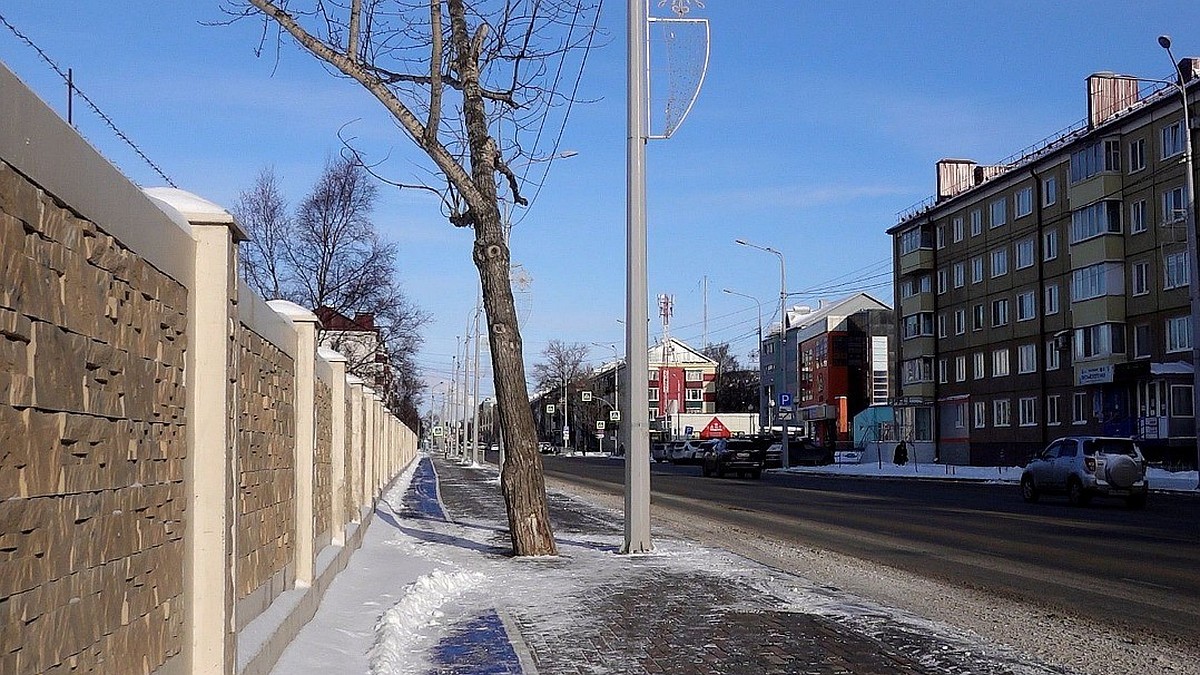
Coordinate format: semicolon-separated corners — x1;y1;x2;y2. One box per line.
779;393;792;470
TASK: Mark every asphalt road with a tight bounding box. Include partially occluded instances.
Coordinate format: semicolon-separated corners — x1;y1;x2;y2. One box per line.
538;455;1200;645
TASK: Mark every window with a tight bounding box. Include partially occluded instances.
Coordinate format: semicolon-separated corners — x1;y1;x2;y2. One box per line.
1046;340;1061;371
1163;186;1186;223
902;313;935;339
937;269;948;294
1043;229;1058;261
970;209;983;236
1070;200;1122;243
1019;397;1037;426
1167;315;1192;353
1017;291;1036;321
990;198;1007;228
1074;323;1126;360
1044;284;1060;315
992;348;1010;376
1073;391;1089;424
1162;120;1185;158
994;399;1011;426
1133;323;1151;359
1170;384;1194;417
649;368;659;380
938;358;949;383
953;216;964;242
954;309;966;335
1043;176;1058;206
1015;238;1035;269
991;298;1009;327
1130;199;1147;234
973;352;985;379
899;227;933;254
974;401;987;428
937;313;947;338
936;224;946;249
1071;262;1123;302
1129;138;1146;172
1132;261;1150;296
1047;395;1061;425
648;387;660;402
685;387;703;401
972;304;985;331
1015;187;1033;218
953;262;965;288
1164;251;1190;290
902;357;934;384
685;369;703;382
955;402;967;429
990;247;1008;277
1018;343;1037;373
1070;139;1121;182
971;256;984;283
955;355;967;382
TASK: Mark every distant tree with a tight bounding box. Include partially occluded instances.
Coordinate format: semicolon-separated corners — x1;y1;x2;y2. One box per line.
230;0;602;556
532;340;594;451
703;342;759;413
233;157;430;421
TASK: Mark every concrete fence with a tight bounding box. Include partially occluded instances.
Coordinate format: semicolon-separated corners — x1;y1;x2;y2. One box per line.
0;62;418;674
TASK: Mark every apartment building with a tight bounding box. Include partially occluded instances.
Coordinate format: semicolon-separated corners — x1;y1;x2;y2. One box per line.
889;62;1200;466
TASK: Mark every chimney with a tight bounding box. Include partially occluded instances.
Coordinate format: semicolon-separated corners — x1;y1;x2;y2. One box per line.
936;159;977;201
1088;72;1140;128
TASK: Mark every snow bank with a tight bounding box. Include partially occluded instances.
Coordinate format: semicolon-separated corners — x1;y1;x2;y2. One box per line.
368;569;487;675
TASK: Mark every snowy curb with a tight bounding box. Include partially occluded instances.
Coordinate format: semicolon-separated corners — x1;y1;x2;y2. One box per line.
369;569;487;675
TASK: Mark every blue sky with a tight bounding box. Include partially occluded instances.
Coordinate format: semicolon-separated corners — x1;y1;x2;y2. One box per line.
4;2;1200;403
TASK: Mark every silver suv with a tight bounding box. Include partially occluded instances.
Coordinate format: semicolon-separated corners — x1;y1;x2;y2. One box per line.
1020;436;1148;508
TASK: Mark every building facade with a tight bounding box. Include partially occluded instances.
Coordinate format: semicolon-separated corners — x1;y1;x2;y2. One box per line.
757;294;895;447
889;65;1200;467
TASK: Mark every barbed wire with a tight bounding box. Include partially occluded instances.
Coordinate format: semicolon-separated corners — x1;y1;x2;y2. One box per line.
0;12;177;187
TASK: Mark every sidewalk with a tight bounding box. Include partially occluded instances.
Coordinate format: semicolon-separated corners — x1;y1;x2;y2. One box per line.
271;455;1068;674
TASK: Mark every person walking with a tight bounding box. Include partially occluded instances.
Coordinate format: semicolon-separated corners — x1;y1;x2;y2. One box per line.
893;440;909;466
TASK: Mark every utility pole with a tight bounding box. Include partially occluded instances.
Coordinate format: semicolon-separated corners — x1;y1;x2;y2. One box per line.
471;303;482;466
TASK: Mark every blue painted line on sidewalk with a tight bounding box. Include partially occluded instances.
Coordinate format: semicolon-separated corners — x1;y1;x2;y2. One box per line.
403;457;447;521
429;610;523;674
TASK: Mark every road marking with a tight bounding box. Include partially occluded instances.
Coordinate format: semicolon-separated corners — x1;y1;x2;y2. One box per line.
1121;577;1174;591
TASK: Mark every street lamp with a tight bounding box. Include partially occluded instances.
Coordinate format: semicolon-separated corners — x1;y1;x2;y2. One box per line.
734;238;790;469
1107;37;1200;489
722;289;765;430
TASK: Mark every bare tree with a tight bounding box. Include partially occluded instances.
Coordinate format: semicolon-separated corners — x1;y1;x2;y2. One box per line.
233;157;430;425
703;342;759;414
228;0;601;556
532;340;593;451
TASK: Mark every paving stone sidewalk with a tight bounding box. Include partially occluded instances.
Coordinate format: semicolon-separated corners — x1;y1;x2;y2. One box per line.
423;457;1063;675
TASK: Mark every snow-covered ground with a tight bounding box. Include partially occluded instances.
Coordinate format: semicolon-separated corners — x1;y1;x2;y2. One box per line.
268;455;1200;675
772;453;1199;491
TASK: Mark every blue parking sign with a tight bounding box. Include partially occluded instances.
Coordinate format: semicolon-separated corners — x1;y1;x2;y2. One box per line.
779;392;792;407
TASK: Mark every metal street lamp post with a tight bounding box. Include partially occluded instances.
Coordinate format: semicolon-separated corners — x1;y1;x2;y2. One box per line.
722;289;765;430
735;238;790;469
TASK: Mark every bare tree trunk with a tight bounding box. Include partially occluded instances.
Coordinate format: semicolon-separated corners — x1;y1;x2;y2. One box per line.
449;0;556;556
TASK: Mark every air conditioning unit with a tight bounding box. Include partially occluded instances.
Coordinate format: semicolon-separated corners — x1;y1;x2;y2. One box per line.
1053;331;1071;351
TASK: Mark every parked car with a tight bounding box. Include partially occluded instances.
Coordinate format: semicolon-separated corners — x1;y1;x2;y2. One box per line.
1020;436;1148;508
670;441;706;465
700;438;766;479
538;442;555;454
651;443;672;462
765;440;832;468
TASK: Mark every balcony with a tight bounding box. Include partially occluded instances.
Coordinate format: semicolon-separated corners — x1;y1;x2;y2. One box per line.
898;248;935;277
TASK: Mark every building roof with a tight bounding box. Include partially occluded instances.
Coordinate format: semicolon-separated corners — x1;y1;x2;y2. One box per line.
768;292;891;342
315;306;378;332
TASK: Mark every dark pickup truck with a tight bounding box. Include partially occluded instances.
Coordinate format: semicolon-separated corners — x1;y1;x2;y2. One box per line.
700;438;766;479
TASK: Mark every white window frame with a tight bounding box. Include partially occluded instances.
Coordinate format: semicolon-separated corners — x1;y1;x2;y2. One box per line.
1046;340;1061;371
991;298;1009;327
1130;199;1147;234
1043;229;1058;261
1073;391;1089;424
938;358;949;384
990;198;1007;228
973;352;986;380
953;216;964;242
954;309;966;335
994;399;1011;427
685;387;703;401
1132;261;1150;296
970;209;983;236
1015;187;1033;218
990;247;1008;277
971;256;984;284
1162;120;1185;159
955;355;967;382
992;348;1010;377
1133;323;1151;359
1163;186;1186;224
1017;291;1036;322
1044;284;1060;315
1129;138;1146;173
685;369;703;382
1043;176;1057;206
974;401;987;428
1018;343;1037;374
1046;395;1061;426
1019;397;1037;427
1164;251;1190;290
1015;237;1035;269
1167;315;1192;353
953;262;965;289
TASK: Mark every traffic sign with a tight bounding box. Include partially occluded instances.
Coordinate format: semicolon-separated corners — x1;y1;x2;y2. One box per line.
596;420;606;430
779;392;792;407
776;408;795;422
581;391;593;402
609;410;621;421
546;404;556;414
561;427;570;440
